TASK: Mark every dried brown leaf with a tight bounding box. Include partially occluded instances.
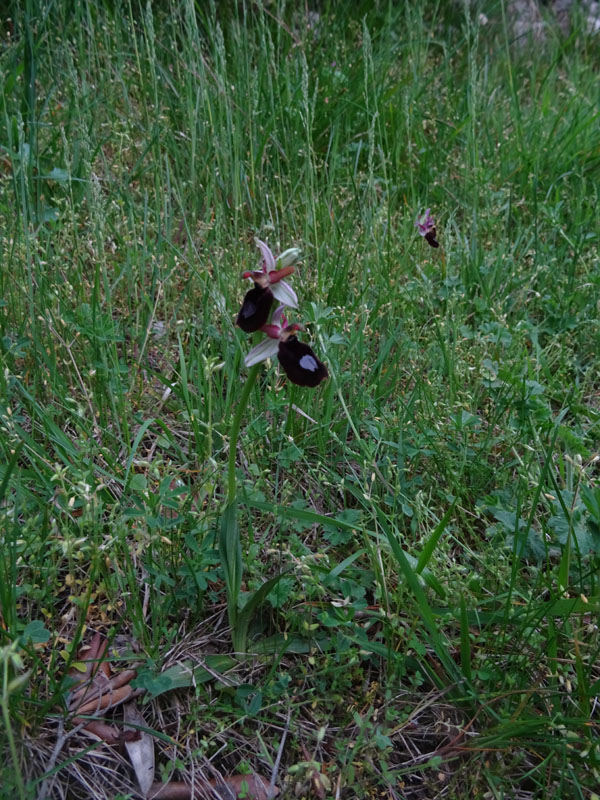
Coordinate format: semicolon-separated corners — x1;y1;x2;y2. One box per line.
123;701;155;796
72;717;142;745
213;774;274;799
75;683;135;716
299;745;330;799
309;768;330;799
148;774;277;800
148;783;191;800
71;719;122;745
68;668;139;711
68;632;109;702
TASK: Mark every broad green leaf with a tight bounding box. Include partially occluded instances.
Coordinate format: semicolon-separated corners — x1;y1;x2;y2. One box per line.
233;566;294;654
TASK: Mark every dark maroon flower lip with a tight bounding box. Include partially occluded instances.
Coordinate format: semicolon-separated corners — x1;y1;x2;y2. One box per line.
243;307;328;388
236;285;274;333
424;230;440;248
277;336;328;388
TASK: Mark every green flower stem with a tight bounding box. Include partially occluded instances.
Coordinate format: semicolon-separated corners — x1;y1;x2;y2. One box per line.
1;659;26;800
284;383;297;437
227;363;261;504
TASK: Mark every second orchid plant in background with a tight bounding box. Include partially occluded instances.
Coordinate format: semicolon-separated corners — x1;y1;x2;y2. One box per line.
416;207;445;279
415;208;439;248
221;238;328;655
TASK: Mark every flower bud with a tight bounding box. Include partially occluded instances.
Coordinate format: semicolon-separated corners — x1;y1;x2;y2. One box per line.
276;248;301;268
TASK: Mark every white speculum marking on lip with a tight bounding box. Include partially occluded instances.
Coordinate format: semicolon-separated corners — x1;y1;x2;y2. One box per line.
299;355;318;371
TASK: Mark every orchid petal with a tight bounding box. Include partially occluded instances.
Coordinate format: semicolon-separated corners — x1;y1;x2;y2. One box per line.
260;323;281;339
242;270;264;281
276;248;301;268
271;305;286;326
270;279;298;309
244;338;280;367
261;323;282;340
268;265;295;283
256;239;276;273
415;208;435;235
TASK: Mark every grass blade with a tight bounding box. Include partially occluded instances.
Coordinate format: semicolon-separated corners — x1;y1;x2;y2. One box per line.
416;499;457;573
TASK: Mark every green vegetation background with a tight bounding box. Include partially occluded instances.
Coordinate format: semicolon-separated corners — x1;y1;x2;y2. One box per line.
1;0;599;797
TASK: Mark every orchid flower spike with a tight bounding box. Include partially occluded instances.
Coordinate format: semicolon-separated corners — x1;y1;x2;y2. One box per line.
415;208;440;248
236;240;300;333
245;306;328;388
